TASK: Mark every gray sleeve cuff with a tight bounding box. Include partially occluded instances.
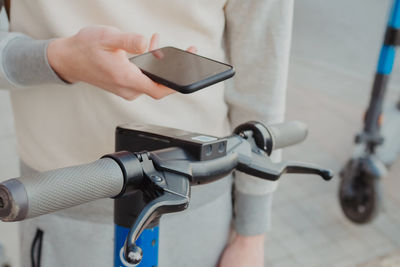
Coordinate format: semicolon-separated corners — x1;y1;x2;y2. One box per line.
2;35;68;87
233;190;274;236
232;144;281;236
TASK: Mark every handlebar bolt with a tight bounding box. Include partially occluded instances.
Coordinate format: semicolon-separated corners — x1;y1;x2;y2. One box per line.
218;142;226;153
205;145;213;156
151;175;163;183
126;244;143;265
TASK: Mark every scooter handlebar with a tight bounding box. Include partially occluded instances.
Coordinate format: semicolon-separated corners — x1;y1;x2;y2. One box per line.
0;158;125;222
269;121;308;150
0;121;310;223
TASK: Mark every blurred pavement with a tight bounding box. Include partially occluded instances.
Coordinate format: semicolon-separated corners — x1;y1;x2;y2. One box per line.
267;0;400;266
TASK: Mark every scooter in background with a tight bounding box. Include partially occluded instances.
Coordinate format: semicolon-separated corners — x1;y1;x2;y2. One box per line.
339;0;400;224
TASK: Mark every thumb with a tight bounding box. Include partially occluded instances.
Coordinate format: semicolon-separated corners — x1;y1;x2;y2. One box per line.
103;31;148;54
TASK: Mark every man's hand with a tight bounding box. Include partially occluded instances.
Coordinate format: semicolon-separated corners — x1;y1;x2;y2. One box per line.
219;233;265;267
47;26;196;100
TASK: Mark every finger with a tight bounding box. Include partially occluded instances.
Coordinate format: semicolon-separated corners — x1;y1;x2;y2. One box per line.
149;33;160;51
141;78;176;99
133;73;176;99
152;49;164;59
122;64;176;99
104;32;148;54
187;46;197;54
118;89;142;101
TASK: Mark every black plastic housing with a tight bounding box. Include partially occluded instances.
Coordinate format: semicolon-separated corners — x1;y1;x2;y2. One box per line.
116;123;227;161
114;123;227;227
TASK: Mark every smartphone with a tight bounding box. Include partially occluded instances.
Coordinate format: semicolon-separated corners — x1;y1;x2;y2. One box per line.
129;46;235;94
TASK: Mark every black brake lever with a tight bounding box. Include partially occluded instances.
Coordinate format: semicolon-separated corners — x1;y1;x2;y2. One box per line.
278;161;333;181
237;152;333;181
234;121;333;181
122;155;190;265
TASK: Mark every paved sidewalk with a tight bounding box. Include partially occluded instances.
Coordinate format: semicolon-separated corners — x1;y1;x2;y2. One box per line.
360;251;400;267
265;0;400;266
265;59;400;267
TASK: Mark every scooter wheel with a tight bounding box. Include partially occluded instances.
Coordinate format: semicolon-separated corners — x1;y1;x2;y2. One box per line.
339;158;381;224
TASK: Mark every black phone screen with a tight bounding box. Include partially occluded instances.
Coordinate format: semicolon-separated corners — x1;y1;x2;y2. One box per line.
129;47;234;93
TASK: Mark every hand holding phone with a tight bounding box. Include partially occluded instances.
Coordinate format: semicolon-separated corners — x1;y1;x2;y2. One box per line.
48;27;181;100
130;47;235;94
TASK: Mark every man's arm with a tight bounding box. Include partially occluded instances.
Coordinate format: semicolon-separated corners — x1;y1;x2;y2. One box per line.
0;1;188;100
225;0;294;236
0;0;69;88
220;0;294;266
0;17;180;99
0;34;69;88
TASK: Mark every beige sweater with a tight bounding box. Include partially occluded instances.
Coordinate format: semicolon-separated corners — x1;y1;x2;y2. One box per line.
1;0;293;235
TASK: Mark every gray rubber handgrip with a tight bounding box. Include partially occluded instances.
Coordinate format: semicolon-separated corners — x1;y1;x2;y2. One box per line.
268;121;308;150
0;158;124;222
